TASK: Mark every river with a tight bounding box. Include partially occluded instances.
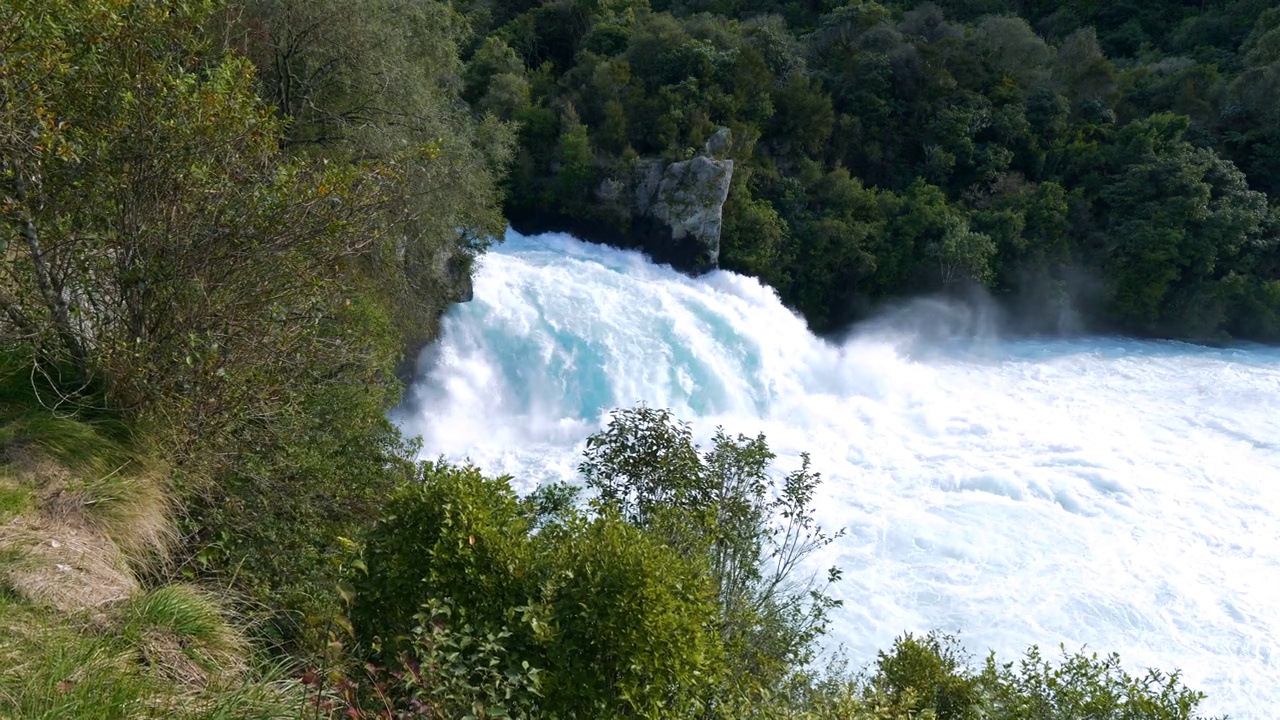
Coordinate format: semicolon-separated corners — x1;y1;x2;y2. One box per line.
398;229;1280;717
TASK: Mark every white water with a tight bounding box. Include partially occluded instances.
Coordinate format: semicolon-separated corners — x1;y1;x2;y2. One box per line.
398;229;1280;717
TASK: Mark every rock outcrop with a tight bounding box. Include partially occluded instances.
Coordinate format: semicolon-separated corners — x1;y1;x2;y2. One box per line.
511;127;735;276
632;153;733;272
625;128;733;274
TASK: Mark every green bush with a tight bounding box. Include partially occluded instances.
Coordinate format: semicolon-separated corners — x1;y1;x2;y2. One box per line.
176;356;418;651
978;645;1216;720
353;461;533;659
533;513;720;718
866;634;982;720
580;406;844;697
831;633;1221;720
351;461;723;719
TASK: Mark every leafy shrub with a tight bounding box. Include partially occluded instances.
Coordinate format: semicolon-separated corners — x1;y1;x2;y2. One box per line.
353;462;534;660
532;513;720;718
306;598;543;720
843;633;1220;720
866;634;982;720
978;645;1216;720
580;406;844;696
352;460;723;719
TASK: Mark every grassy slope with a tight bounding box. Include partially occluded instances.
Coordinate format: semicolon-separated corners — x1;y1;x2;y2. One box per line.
0;355;303;719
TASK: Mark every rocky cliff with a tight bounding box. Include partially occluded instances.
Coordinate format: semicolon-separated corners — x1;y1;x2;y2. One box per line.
511;127;735;275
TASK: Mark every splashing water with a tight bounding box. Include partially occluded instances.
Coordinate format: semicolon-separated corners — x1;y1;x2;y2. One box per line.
398;230;1280;717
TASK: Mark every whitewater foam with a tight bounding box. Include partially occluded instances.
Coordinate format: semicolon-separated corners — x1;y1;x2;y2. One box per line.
398;229;1280;717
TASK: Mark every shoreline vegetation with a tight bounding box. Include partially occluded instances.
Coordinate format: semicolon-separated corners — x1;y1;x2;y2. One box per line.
1;0;1270;717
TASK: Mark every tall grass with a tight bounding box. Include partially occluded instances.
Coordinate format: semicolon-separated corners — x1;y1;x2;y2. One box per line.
120;585;250;684
0;351;304;718
0;592;304;719
0;594;152;719
0;481;32;524
1;350;172;571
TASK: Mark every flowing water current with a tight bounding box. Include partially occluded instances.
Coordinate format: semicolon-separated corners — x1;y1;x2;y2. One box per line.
398;230;1280;717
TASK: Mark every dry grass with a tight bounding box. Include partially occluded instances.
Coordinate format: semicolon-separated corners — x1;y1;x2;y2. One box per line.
0;409;174;615
123;584;251;689
0;451;171;615
36;457;173;565
0;515;139;613
0;360;304;718
4;429;174;566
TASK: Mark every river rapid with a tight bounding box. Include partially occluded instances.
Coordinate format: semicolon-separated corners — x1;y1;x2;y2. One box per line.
398;229;1280;717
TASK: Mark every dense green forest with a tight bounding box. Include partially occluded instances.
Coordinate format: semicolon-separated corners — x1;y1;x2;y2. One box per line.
475;0;1280;340
0;0;1263;717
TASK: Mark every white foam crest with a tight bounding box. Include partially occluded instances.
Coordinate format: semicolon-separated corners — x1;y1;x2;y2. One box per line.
399;229;1280;717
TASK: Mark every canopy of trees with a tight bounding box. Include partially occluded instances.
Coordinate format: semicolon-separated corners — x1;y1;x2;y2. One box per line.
463;0;1280;341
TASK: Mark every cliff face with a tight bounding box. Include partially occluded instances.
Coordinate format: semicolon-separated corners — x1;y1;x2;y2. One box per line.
633;150;733;273
511;127;735;276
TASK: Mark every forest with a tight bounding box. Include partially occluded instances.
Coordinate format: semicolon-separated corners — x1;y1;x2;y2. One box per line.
483;0;1280;340
0;0;1268;717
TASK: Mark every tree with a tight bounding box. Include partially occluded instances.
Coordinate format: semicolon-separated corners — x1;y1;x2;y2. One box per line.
868;634;982;720
721;185;791;282
770;72;835;159
1100;114;1267;335
0;0;387;423
0;0;476;645
238;0;515;357
970;16;1054;90
580;406;844;697
553;104;597;218
930;216;997;287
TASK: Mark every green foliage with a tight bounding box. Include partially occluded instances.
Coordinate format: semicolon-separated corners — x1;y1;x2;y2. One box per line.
466;0;1280;340
1100;114;1269;335
239;0;515;355
580;405;844;701
533;512;720;718
721;183;791;282
351;459;722;718
3;0;386;414
175;296;418;648
868;634;981;720
310;598;543;720
0;0;511;650
553;107;599;218
978;645;1216;720
402;599;544;720
353;462;533;658
788;633;1220;720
